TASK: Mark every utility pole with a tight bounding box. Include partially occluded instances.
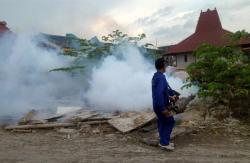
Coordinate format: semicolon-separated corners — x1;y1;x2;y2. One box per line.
155;38;158;59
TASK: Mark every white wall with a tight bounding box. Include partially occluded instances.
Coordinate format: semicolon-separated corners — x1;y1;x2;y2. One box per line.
176;53;195;69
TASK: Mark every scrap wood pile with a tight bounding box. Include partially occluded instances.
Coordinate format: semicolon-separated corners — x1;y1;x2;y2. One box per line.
4;96;200;145
4;106;157;135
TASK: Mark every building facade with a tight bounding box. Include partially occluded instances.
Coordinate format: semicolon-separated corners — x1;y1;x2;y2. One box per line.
162;9;250;70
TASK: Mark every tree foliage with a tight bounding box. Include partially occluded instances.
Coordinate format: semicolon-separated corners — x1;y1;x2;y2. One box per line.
102;29;146;44
51;30;158;72
185;31;250;116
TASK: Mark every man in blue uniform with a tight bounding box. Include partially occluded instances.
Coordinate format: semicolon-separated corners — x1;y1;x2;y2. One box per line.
152;58;175;151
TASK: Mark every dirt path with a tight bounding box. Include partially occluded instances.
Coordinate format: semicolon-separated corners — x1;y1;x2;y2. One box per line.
0;125;250;163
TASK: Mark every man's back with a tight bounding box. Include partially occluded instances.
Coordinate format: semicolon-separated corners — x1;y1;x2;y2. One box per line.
152;71;169;114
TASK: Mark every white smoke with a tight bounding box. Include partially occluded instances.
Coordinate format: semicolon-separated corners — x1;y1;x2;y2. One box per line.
84;45;154;111
0;33;84;117
0;33;198;118
85;44;198;111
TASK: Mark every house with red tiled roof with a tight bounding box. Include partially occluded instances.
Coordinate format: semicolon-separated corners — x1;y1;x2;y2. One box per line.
162;9;250;69
0;21;10;34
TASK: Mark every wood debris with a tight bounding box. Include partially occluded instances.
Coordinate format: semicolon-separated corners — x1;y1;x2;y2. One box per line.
18;110;39;125
70;111;98;122
108;111;156;133
78;120;108;126
5;123;76;130
11;129;33;133
45;114;65;122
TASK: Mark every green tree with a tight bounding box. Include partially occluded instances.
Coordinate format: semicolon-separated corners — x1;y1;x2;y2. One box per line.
185;31;250;117
50;30;157;72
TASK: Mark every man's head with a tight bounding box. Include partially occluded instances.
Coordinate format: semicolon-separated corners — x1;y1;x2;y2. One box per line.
155;58;166;72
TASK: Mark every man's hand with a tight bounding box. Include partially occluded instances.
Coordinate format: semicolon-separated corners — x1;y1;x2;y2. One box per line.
162;109;172;117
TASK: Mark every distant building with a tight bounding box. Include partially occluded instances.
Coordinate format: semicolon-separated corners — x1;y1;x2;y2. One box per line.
162;9;250;70
0;21;10;35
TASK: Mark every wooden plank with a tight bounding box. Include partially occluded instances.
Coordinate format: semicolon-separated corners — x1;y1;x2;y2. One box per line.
82;114;114;122
108;111;156;133
56;106;83;115
71;111;98;122
5;123;76;130
12;129;33;133
84;117;111;122
45;106;85;122
78;120;108;125
75;112;97;119
45;114;65;122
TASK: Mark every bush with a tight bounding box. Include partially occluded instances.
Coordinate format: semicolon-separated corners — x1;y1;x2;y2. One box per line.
186;31;250;118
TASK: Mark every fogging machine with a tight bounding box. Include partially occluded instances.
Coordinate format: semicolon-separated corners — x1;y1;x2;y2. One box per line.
169;90;184;114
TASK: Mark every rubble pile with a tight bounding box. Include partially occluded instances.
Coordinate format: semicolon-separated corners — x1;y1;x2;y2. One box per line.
3;95;208;146
4;107;158;135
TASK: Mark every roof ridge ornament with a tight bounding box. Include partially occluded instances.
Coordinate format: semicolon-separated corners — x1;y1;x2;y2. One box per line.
166;8;234;55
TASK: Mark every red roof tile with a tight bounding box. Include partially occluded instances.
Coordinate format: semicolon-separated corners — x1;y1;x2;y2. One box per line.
0;21;10;33
166;9;234;54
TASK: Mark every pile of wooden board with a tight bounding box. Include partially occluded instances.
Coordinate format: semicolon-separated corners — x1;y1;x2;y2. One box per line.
4;107;156;134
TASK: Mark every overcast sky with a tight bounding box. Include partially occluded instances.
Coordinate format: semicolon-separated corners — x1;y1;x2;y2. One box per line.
0;0;250;46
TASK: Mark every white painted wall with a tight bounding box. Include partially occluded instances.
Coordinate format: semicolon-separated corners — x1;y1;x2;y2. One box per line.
176;53;196;69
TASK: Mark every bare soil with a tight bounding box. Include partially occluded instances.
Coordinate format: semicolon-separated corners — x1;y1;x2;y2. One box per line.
0;123;250;163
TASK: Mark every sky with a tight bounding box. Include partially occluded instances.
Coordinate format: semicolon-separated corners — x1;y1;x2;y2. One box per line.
0;0;250;46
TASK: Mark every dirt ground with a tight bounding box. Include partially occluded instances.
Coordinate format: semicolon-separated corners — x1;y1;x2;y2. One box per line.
0;123;250;163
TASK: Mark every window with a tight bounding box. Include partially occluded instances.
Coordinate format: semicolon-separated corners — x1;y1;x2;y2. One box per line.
184;54;188;62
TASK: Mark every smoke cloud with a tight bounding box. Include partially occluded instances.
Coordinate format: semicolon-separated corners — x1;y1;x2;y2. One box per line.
85;45;155;111
0;34;198;118
85;44;198;111
0;33;84;117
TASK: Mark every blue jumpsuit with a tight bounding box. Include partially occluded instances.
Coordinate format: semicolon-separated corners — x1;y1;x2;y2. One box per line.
152;71;175;146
